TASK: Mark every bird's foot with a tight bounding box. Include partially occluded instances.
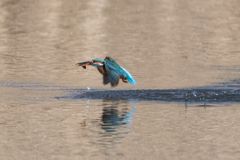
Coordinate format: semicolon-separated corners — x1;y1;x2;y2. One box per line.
122;79;128;83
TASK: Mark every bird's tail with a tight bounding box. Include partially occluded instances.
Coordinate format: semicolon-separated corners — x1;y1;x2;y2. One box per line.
121;67;136;86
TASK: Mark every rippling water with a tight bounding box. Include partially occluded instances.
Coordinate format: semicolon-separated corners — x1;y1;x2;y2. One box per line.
1;0;240;159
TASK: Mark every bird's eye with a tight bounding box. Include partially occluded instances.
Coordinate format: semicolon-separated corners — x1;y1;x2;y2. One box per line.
92;60;95;63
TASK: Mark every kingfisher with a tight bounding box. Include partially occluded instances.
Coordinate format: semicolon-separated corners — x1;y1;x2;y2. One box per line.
76;56;136;87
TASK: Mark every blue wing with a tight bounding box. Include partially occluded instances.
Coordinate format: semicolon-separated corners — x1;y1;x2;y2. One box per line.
105;58;127;77
105;57;136;86
104;63;120;87
103;76;110;85
121;67;136;86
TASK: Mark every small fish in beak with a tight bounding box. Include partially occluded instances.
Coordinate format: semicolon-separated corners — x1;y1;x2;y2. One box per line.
76;61;93;69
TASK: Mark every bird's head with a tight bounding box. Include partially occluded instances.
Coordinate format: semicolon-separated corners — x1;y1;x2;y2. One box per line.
91;58;104;68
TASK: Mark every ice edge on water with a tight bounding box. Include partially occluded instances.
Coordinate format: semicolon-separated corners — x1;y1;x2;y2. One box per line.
60;88;240;103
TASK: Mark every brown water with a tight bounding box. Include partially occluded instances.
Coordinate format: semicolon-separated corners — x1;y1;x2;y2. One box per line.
1;0;240;159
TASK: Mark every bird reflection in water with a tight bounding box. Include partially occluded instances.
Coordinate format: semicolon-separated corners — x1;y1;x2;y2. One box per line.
101;100;135;133
80;99;135;149
99;99;135;147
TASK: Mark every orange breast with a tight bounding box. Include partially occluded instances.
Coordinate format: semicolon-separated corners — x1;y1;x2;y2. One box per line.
97;66;108;76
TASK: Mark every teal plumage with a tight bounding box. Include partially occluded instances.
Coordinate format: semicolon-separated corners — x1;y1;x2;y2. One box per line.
121;67;136;86
76;56;136;87
104;57;136;86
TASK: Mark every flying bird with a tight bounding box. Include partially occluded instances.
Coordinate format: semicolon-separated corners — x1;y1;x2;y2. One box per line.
76;56;136;87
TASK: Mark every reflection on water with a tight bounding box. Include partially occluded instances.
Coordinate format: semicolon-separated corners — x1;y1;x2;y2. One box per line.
101;100;135;131
1;82;240;159
80;99;135;149
100;100;135;148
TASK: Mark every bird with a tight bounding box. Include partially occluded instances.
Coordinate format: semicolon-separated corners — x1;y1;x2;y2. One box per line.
76;56;136;87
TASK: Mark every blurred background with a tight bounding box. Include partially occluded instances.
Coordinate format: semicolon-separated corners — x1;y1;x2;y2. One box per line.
0;0;240;159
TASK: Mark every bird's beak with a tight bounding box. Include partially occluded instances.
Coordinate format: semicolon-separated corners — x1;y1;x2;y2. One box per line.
76;61;93;69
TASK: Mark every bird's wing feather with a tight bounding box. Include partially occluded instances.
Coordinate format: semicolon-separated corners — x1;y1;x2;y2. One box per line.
121;67;136;86
104;63;120;87
109;70;120;87
105;59;127;77
105;58;136;86
103;76;110;85
105;59;137;86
